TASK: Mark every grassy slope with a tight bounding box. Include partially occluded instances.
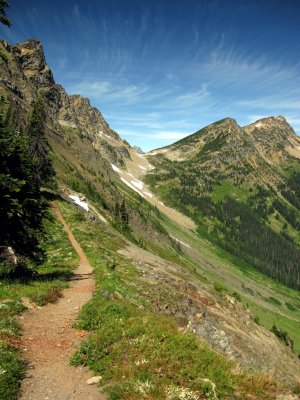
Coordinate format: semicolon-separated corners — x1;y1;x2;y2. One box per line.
1;195;297;399
54;138;300;354
50;135;300;373
58;200;283;400
158;210;300;354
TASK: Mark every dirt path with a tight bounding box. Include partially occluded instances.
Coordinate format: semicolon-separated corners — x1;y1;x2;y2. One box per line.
19;202;106;400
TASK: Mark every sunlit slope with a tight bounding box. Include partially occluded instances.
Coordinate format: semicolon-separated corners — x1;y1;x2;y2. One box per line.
144;117;300;290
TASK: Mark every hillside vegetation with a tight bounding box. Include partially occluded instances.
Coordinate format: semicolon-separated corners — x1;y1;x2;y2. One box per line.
145;118;300;290
1;37;300;399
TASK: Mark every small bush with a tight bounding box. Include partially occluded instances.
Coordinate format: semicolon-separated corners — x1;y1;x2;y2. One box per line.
213;282;225;293
30;286;63;306
286;302;297;311
267;297;282;306
271;324;294;350
232;292;242;302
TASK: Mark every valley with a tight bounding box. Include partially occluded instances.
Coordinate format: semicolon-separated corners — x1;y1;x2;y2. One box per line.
1;38;300;399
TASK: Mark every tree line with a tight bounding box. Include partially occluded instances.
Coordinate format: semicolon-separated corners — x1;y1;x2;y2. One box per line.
0;96;54;277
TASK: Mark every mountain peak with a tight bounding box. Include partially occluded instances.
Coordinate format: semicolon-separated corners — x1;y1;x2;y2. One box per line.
243;115;300;157
214;117;237;124
11;38;54;87
17;38;42;50
244;115;296;135
246;116;289;129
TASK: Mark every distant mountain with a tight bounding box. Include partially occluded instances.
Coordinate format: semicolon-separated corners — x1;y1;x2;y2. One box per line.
145;117;300;289
132;145;144;154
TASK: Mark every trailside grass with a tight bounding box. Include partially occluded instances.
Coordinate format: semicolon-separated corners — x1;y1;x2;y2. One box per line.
0;206;79;400
57;200;280;400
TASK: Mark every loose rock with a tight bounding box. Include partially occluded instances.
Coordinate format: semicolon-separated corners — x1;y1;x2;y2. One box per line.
86;376;102;385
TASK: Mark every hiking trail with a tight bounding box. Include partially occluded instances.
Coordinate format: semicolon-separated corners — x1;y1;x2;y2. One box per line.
19;202;106;400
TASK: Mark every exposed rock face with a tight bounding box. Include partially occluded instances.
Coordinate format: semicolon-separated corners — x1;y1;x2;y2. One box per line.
120;243;300;386
133;145;144;154
244;116;300;159
13;39;54;88
0;39;131;167
58;93;118;140
0;38;172;250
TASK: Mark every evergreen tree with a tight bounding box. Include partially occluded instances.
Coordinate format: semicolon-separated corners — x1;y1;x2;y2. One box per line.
120;198;129;231
0;98;54;277
26;95;54;188
0;0;11;27
113;198;130;232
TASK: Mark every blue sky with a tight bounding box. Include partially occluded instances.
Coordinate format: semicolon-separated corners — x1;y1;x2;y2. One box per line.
1;0;300;151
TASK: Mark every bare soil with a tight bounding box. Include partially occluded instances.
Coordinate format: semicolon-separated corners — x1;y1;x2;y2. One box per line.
19;202;106;400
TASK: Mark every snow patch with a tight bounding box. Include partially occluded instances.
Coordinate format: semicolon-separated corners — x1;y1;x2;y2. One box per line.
170;235;191;249
100;131;112;139
120;178;145;198
111;164;122;173
254;122;263;128
69;195;89;212
131;180;144;190
138;165;146;170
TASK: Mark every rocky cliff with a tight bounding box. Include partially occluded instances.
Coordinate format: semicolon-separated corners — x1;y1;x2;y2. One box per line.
0;39;131;167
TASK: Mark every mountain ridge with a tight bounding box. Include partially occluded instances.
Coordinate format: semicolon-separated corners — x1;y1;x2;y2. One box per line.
2;38;300;396
145;114;300;290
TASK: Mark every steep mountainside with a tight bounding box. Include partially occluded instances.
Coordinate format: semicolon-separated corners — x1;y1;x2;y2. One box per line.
2;38;300;393
0;38;176;251
145;118;300;290
244;116;300;159
0;39;130;166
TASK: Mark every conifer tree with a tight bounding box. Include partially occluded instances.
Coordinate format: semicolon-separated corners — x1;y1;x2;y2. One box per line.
0;97;54;277
0;0;11;27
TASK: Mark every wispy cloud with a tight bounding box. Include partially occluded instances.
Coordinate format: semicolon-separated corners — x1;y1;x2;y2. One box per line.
176;84;210;104
2;0;300;150
237;97;300;111
201;50;300;93
68;81;149;104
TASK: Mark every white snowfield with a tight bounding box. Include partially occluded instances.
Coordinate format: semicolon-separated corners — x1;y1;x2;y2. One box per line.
120;178;145;198
69;195;89;212
111;164;122;173
131;179;144;190
254;122;263;128
98;130;112;139
112;163;156;199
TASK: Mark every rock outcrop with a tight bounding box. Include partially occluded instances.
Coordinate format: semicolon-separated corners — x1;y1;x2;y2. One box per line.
0;39;131;167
